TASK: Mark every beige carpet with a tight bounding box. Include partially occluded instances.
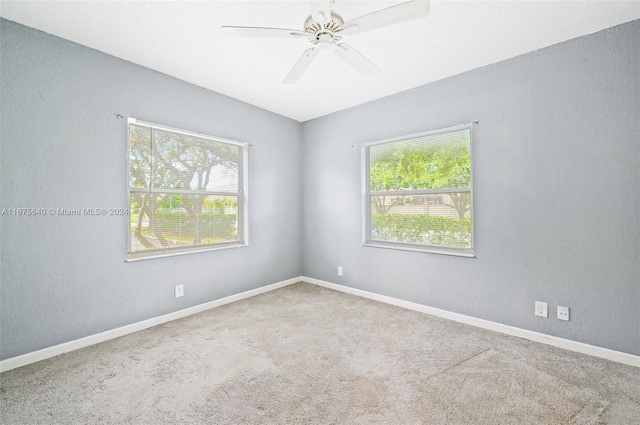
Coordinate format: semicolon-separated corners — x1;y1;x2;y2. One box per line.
1;282;639;424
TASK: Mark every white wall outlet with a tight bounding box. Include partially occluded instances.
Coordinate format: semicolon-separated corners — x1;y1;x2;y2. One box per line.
338;266;343;276
535;301;548;318
175;284;184;298
558;306;570;321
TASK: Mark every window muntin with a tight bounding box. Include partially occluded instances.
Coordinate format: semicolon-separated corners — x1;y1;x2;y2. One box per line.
128;119;248;260
363;124;474;256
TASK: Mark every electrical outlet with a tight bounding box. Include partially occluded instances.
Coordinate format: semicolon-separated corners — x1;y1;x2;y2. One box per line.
175;284;184;298
558;306;569;321
535;301;548;318
338;266;343;276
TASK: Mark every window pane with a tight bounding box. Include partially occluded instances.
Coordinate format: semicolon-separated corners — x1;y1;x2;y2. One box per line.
128;120;247;259
129;124;239;192
370;193;471;248
129;125;151;189
130;193;239;252
370;129;470;192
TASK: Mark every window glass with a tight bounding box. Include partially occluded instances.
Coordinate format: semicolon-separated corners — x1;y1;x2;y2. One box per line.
364;125;473;256
128;119;247;260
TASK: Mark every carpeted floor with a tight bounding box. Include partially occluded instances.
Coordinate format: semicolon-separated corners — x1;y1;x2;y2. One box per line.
1;282;639;424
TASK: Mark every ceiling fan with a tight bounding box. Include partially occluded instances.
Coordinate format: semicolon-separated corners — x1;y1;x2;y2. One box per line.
222;0;430;84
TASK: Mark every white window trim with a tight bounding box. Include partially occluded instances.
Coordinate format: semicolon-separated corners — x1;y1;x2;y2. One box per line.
126;118;249;262
361;123;476;257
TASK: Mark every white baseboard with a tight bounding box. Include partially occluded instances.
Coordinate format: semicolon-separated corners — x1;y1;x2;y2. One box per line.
0;276;302;373
3;276;637;372
302;276;640;368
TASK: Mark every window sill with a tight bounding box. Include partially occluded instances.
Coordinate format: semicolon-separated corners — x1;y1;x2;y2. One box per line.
363;241;475;258
126;242;247;262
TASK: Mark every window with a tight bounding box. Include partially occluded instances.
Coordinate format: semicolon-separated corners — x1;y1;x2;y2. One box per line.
362;124;474;256
127;118;248;260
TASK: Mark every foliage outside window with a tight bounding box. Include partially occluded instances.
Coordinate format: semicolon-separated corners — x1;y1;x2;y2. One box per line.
128;119;248;260
363;124;474;256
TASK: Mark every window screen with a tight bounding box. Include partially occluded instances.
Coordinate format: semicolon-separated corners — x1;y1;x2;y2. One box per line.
363;124;474;256
128;119;248;260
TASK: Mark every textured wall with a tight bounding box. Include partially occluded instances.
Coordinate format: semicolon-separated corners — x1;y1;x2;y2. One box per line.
2;17;639;361
0;19;303;360
302;20;640;355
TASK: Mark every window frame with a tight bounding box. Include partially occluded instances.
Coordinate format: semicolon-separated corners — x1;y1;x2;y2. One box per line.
126;118;249;261
361;123;475;257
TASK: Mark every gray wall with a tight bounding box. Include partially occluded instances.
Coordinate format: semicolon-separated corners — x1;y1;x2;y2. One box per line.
0;19;303;360
2;17;638;361
302;20;640;355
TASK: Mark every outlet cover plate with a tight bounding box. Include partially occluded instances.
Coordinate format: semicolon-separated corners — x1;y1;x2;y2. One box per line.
558;306;569;321
175;284;184;298
535;301;548;318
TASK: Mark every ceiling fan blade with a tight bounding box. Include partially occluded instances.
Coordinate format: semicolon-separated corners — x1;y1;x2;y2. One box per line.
334;43;381;75
310;0;333;24
283;47;320;84
222;26;306;39
342;0;430;35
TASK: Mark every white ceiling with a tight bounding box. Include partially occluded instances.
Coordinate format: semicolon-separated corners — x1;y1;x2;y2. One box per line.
1;1;639;122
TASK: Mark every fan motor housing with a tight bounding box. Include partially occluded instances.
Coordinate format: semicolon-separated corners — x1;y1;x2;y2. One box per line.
304;12;344;46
